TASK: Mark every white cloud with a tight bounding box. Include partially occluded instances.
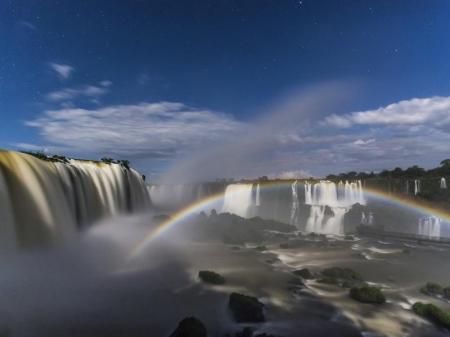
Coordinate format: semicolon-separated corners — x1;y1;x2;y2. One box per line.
26;102;243;159
352;138;375;146
49;63;74;80
46;81;112;102
325;96;450;128
18;21;37;31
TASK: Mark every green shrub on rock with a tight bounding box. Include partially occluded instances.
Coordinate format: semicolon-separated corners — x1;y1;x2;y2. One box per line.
412;302;450;329
350;286;386;304
420;282;443;296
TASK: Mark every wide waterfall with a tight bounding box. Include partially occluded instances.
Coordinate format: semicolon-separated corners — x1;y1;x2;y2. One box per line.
0;151;150;249
440;177;447;189
305;180;365;235
418;216;441;238
221;183;253;218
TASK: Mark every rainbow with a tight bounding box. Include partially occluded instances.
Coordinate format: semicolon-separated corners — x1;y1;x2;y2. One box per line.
130;181;450;258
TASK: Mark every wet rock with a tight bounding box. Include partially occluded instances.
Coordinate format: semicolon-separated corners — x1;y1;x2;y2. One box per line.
198;270;225;285
169;317;207;337
292;268;314;279
228;293;265;323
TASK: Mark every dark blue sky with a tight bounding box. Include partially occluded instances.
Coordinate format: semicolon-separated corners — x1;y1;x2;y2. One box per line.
2;1;450;177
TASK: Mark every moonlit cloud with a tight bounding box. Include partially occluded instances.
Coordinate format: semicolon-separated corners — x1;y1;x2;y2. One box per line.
49;63;74;80
25;102;243;159
17;20;37;31
46;81;112;102
325;96;450;127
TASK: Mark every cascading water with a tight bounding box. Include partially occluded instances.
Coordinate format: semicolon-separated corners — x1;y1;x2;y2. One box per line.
255;183;261;207
149;184;199;209
0;151;150;249
440;177;447;189
418;216;441;238
290;180;299;225
305;180;365;235
221;184;253;218
414;179;421;195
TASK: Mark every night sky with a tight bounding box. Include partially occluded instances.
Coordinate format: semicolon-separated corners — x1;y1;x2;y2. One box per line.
2;1;450;178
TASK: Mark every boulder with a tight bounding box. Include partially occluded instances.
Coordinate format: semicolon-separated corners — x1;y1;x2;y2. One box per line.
228;293;265;323
198;271;225;285
169;317;207;337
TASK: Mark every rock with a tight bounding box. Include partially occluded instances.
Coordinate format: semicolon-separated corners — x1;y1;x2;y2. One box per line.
412;302;450;329
169;317;207;337
350;286;386;304
292;268;314;279
228;293;265;323
198;271;225;285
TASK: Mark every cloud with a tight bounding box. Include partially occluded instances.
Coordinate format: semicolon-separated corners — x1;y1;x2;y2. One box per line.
49;63;74;80
46;81;112;102
17;21;37;31
325;96;450;128
25;102;243;159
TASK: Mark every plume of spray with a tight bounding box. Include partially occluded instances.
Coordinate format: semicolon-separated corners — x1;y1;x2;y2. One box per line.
159;81;356;183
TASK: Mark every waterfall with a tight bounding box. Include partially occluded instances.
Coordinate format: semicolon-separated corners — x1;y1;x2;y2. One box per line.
441;177;447;189
255;183;261;207
149;184;201;209
290;180;299;225
221;184;253;218
414;179;421;195
418;216;441;238
305;180;365;235
0;151;150;249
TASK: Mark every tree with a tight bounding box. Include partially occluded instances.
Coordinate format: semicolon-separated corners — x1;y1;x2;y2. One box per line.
440;159;450;167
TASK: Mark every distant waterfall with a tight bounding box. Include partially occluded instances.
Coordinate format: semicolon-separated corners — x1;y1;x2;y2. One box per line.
255;183;261;207
361;211;374;226
305;180;365;235
441;177;447;189
221;184;253;218
414;179;421;195
0;151;150;249
418;216;441;238
290;181;299;225
149;184;200;209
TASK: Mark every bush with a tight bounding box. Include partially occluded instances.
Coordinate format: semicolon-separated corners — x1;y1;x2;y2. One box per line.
319;267;363;287
412;302;450;329
420;282;443;296
198;271;225;285
443;287;450;300
228;293;265;323
350;286;385;304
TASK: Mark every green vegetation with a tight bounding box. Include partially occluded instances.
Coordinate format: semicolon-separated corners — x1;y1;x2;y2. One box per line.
412;302;450;329
22;151;69;163
318;267;364;288
327;159;450;180
198;270;226;285
420;282;450;300
350;286;386;304
21;151;132;169
421;282;443;296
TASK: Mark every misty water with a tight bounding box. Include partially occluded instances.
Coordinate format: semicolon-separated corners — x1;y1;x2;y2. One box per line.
1;151;450;337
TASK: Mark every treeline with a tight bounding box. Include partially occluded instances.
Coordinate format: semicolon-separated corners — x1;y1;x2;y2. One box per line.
327;159;450;180
21;151;131;169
